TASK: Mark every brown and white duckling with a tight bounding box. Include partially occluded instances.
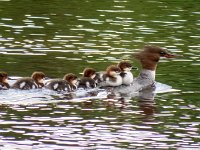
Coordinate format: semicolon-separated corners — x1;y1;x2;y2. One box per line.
83;68;96;79
117;61;137;85
63;73;78;91
45;73;78;92
78;68;97;89
98;65;122;87
12;71;45;90
0;72;10;90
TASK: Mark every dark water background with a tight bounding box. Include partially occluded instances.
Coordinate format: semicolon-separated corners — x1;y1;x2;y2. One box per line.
0;0;200;149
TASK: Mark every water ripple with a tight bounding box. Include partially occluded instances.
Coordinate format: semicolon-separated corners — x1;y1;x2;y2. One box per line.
0;0;199;149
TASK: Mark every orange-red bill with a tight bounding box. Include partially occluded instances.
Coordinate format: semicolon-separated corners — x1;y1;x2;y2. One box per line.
164;53;181;58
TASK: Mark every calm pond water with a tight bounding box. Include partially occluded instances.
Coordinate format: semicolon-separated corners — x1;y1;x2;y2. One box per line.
0;0;200;149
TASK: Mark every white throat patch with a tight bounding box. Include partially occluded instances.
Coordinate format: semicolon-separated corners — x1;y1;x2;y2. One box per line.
140;69;156;81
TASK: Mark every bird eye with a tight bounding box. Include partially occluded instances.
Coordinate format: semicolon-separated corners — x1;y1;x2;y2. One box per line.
160;51;166;55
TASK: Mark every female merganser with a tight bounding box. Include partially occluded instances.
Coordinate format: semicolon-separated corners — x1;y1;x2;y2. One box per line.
0;72;10;90
133;45;176;81
45;73;78;92
115;45;177;93
12;71;45;90
98;65;122;87
78;68;97;89
117;61;137;85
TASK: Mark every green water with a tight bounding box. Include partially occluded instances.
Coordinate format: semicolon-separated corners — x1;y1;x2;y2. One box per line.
0;0;200;149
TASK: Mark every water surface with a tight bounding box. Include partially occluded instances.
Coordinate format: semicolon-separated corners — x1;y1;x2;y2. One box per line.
0;0;200;149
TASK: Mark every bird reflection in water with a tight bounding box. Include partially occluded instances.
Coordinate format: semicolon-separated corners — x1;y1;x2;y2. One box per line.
137;88;156;120
113;86;156;118
58;86;156;115
104;92;126;110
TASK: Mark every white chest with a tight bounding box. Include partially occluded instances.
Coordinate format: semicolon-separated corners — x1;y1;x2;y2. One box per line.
122;72;134;85
106;75;122;86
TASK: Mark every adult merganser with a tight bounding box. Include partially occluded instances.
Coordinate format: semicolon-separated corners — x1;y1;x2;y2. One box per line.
134;45;176;81
78;68;97;89
0;72;10;90
114;45;177;93
45;73;78;92
12;71;45;90
117;61;137;85
98;65;122;87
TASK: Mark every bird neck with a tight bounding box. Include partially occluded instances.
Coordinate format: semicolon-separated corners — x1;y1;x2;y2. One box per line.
139;69;156;81
140;59;158;71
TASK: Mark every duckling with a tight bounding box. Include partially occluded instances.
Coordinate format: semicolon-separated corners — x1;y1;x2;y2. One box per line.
45;73;78;92
45;78;69;92
78;68;97;89
78;77;97;89
0;72;10;90
98;65;122;87
63;73;78;91
83;68;96;79
117;61;137;85
12;71;45;90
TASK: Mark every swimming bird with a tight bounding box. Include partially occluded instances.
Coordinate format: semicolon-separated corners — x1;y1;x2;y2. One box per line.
83;68;96;79
114;45;177;94
45;73;78;92
12;71;45;90
117;61;137;85
0;72;10;90
63;73;78;91
78;68;97;89
98;65;122;87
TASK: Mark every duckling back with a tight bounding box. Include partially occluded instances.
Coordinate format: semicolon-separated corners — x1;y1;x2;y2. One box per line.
45;79;71;92
78;77;97;89
12;77;37;90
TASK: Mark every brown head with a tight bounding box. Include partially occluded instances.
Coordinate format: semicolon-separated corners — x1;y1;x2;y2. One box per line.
0;72;10;88
133;45;176;70
63;73;78;86
117;61;136;72
106;65;121;77
31;71;45;87
83;68;96;79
